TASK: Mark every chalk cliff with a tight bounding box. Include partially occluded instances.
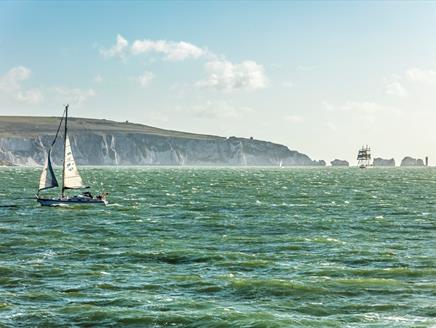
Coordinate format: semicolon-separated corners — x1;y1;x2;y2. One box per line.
373;158;395;167
330;159;349;167
400;157;424;167
0;116;320;166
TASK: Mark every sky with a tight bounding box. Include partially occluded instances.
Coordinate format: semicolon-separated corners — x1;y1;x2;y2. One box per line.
1;1;436;165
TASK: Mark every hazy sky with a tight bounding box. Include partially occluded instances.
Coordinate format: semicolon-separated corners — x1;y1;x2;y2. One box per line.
1;1;436;165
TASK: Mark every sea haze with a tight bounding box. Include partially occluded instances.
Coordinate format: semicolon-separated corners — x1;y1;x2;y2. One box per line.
0;167;435;327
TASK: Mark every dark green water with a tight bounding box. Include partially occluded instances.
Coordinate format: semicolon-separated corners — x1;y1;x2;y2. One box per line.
0;167;435;327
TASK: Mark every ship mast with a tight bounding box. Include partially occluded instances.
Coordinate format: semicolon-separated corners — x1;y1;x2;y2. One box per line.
61;105;69;198
357;145;371;168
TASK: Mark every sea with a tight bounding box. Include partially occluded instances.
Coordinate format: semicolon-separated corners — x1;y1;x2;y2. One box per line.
0;167;435;327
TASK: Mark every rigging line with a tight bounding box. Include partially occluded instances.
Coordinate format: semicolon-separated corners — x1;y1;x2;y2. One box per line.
50;109;66;148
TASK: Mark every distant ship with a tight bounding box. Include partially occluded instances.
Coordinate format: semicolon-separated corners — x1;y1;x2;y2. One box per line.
357;145;372;169
36;105;108;206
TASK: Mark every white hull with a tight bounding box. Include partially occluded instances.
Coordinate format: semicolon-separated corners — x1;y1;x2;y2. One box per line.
37;197;108;207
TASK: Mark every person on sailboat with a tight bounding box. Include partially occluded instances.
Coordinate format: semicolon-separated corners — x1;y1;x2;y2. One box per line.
96;192;108;200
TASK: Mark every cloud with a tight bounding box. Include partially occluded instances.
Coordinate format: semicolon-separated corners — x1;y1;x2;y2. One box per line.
0;66;43;104
0;66;99;107
284;114;304;124
0;66;31;91
100;34;128;58
197;60;268;91
405;68;436;84
15;89;44;104
101;35;269;92
137;71;154;87
384;67;436;98
52;87;96;106
131;40;206;61
323;101;396;124
94;74;103;83
102;35;206;61
191;100;253;119
385;81;408;97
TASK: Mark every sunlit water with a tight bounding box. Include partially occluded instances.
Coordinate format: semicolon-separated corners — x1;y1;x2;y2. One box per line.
0;167;435;327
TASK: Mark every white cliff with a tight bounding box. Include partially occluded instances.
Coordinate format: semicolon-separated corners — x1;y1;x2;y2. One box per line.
400;157;424;167
0;116;321;166
373;158;395;167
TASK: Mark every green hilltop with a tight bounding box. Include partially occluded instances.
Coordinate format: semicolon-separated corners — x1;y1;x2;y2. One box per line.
0;116;222;140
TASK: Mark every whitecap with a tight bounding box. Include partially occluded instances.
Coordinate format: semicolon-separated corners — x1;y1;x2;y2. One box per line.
107;203;122;207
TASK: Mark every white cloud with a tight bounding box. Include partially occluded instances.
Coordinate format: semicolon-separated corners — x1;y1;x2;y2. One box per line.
0;66;31;91
15;89;44;104
101;35;269;92
0;66;43;104
197;60;268;91
385;81;408;97
102;35;207;61
0;67;100;107
323;101;397;124
405;68;436;84
94;74;103;83
384;67;436;98
52;87;96;106
100;34;128;58
137;71;154;87
284;114;304;124
192;100;252;119
131;39;206;61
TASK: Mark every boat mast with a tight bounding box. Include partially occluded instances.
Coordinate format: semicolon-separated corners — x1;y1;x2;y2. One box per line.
61;105;69;198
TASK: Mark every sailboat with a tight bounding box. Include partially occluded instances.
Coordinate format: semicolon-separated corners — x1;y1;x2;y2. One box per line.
357;145;372;169
36;105;108;206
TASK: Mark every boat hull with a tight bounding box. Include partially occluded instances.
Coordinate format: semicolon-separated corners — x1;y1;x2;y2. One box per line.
37;197;108;206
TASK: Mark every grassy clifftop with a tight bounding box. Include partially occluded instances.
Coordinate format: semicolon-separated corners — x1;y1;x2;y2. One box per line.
0;116;222;140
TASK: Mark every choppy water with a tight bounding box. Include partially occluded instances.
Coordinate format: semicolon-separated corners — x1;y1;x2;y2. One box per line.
0;167;435;327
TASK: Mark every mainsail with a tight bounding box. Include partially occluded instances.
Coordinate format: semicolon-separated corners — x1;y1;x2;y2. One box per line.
38;150;58;191
63;134;85;189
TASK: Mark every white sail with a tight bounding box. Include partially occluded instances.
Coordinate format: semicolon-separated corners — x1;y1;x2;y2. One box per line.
63;135;85;189
39;150;58;191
